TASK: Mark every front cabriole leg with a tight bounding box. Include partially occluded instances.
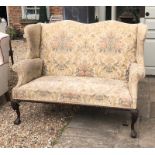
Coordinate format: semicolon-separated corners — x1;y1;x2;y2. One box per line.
131;109;139;138
11;100;21;125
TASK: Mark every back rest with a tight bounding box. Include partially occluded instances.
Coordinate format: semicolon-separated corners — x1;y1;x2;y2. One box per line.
0;32;10;65
40;20;137;81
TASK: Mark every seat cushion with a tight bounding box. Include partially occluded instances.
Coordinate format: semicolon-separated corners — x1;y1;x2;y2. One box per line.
12;76;133;109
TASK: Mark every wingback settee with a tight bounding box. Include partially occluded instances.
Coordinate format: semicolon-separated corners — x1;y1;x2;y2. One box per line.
11;20;147;138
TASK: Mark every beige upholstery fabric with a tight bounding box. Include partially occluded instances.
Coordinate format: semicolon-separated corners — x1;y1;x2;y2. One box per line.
12;58;43;87
128;24;147;109
0;63;9;96
0;33;10;65
12;20;147;109
129;63;145;109
41;21;137;81
0;33;10;96
12;76;132;109
136;24;147;66
24;23;41;59
0;47;2;65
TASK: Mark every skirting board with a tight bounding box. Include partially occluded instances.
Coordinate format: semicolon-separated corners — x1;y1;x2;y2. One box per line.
145;67;155;75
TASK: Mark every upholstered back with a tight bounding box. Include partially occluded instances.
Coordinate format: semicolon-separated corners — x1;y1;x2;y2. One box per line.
24;20;147;81
0;32;10;65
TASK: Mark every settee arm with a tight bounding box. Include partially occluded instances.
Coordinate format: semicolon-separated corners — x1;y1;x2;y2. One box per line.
12;58;43;87
128;63;145;108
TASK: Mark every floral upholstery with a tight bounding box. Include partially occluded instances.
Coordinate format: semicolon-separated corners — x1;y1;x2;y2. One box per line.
12;76;132;109
128;63;145;109
12;20;147;109
40;21;137;81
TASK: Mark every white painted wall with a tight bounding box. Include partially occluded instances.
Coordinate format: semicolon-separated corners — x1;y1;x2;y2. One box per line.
111;6;117;20
143;6;155;75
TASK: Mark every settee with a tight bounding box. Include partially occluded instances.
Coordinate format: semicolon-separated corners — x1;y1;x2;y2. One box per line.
11;20;147;138
0;32;10;100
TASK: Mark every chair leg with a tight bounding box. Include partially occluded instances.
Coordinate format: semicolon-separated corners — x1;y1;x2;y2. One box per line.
4;91;10;102
131;109;139;138
10;52;14;65
11;101;21;125
9;40;14;65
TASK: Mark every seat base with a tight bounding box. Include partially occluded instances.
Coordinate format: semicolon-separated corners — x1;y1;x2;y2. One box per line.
12;76;133;109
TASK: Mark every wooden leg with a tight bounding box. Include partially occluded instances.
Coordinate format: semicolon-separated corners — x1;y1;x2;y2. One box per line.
11;101;21;125
10;51;14;65
131;109;139;138
9;40;14;65
4;91;10;102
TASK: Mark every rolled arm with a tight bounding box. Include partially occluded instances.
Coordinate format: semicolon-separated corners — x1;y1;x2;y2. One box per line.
128;63;145;108
13;58;43;87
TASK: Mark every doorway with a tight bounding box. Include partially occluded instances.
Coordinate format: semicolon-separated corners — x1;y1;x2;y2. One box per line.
0;6;7;21
64;6;95;23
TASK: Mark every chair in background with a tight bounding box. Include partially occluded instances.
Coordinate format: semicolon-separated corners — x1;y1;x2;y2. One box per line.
0;18;14;64
0;32;10;100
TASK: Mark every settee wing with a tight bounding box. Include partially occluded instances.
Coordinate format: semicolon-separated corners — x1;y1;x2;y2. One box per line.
136;24;147;66
12;58;43;87
128;63;145;109
24;23;41;59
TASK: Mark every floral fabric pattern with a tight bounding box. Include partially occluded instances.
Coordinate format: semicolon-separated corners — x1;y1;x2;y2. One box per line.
12;20;147;110
13;76;132;109
40;21;137;81
128;63;145;109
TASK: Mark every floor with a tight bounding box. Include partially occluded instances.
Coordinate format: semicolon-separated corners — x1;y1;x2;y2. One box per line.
0;95;76;147
54;109;155;148
1;95;155;148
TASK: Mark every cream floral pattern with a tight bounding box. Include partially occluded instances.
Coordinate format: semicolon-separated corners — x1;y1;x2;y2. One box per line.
12;20;147;109
41;21;137;81
128;63;145;109
12;76;132;109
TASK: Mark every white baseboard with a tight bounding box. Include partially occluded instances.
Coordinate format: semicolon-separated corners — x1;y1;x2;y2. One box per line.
145;67;155;75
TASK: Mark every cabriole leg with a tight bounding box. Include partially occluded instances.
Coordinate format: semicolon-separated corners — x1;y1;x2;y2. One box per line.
131;109;139;138
11;101;21;125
